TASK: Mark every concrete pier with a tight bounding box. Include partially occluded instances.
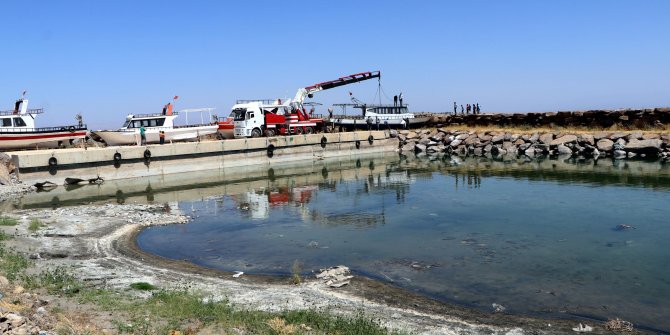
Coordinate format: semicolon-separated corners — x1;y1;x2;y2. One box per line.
9;131;396;185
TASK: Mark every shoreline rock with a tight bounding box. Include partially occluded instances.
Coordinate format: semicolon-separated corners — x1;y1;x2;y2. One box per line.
398;129;670;161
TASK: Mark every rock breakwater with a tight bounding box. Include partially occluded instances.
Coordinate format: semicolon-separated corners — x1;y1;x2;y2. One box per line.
397;129;670;160
427;108;670;129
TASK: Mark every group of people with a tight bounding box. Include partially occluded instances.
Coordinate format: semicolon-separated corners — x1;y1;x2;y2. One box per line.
138;125;166;145
453;102;481;115
393;92;404;107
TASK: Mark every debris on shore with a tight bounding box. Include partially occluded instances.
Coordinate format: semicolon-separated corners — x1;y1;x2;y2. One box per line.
315;265;353;288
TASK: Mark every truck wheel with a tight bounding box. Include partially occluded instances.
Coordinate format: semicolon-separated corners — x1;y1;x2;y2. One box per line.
251;128;262;137
295;127;303;135
305;127;314;134
266;128;276;137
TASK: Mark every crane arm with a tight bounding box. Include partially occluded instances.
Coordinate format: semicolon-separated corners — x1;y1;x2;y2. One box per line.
292;71;381;106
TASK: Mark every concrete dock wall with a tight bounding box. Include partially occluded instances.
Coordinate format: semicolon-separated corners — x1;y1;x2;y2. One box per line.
9;131;396;185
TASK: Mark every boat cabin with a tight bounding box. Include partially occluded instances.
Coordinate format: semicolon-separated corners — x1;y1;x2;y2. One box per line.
0;98;41;130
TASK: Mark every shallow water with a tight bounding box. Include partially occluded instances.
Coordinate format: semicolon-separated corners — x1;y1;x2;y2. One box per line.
135;155;670;331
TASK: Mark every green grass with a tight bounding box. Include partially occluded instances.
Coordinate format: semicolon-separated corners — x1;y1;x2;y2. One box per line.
28;218;42;232
0;240;401;335
0;244;31;281
0;215;18;226
0;230;11;241
129;282;157;291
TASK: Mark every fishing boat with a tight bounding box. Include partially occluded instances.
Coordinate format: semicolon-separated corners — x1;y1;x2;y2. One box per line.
329;104;430;130
92;103;218;146
216;116;234;139
0;94;87;150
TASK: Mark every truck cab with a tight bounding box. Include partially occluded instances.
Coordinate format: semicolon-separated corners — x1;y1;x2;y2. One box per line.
232;100;287;138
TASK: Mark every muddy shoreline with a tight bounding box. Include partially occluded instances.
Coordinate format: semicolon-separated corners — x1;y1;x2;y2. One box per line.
0;201;656;334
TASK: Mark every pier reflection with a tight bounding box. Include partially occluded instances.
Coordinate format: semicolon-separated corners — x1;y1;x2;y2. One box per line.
4;153;669;212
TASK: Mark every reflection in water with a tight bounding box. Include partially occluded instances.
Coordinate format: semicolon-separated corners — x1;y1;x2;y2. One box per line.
134;155;670;332
5;154;670;331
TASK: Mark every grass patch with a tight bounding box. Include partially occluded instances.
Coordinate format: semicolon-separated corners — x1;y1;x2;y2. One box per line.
129;282;157;291
0;241;400;335
28;218;43;232
0;244;31;281
39;266;82;296
290;260;302;285
0;230;11;241
0;215;18;226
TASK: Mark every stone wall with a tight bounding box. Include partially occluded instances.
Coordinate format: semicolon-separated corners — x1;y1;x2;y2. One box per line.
426;108;670;129
397;129;670;161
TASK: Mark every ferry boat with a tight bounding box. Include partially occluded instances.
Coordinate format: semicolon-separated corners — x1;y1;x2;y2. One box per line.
0;95;88;150
329;104;430;130
92;103;218;146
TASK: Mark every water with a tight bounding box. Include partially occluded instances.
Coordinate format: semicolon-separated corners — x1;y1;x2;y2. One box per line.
134;155;670;331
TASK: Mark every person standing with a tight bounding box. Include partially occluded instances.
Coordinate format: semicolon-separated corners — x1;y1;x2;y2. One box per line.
460;105;464;114
393;95;398;106
399;92;403;107
453;102;457;115
466;104;470;114
476;103;480;114
139;125;146;146
159;130;165;145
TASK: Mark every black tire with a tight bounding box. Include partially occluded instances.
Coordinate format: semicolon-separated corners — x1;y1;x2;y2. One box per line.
305;127;314;134
48;157;58;167
113;152;122;162
251;128;262;138
355;140;361;149
320;136;327;148
295;127;304;135
68;126;76;133
368;135;374;145
267;144;275;158
143;149;151;159
266;128;276;137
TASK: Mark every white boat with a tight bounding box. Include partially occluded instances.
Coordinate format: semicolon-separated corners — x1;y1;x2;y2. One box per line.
0;95;87;150
92;103;219;146
329;104;430;130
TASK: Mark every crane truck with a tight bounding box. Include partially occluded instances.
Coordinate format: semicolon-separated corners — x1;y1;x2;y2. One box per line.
232;71;381;138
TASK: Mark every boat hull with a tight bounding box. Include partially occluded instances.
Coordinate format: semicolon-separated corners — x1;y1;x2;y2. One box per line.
0;129;87;150
330;115;430;129
93;125;219;146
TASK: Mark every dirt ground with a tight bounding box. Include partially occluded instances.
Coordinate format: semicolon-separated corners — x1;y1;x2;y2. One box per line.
0;201;654;334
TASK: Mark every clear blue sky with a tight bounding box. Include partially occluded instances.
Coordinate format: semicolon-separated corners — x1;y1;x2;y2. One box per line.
1;0;668;129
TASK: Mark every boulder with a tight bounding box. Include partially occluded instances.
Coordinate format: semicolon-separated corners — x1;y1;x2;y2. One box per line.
578;134;595;146
450;139;462;148
415;144;427;152
557;144;573;156
642;133;660;140
491;134;505;144
625;139;662;153
625;132;643;141
550;134;578;146
613;150;627;159
524;147;536;158
401;143;415;152
528;133;540;143
596;139;614;152
539;133;554;144
593;132;609;140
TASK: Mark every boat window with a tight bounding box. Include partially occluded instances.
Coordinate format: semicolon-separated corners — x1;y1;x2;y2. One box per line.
122;120;131;128
155;118;165;126
1;118;11;127
13;118;27;127
149;119;157;127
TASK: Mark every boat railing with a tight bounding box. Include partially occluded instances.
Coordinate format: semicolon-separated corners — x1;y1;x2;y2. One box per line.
132;112;173;118
235;99;280;105
0;124;87;133
0;108;44;116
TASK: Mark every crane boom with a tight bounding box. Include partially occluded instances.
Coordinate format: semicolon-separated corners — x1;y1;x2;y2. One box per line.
292;71;381;107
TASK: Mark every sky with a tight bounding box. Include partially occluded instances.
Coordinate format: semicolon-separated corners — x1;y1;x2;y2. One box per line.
1;0;669;129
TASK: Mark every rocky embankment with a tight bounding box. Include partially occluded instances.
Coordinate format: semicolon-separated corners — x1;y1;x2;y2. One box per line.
428;108;670;128
397;129;670;160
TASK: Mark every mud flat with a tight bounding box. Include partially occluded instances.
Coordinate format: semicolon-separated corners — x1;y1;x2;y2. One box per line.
0;201;656;334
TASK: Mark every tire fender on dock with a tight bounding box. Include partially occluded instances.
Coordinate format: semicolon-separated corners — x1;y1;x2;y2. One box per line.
368;135;374;145
143;149;152;159
320;136;328;148
48;157;58;167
